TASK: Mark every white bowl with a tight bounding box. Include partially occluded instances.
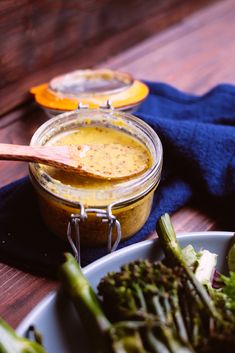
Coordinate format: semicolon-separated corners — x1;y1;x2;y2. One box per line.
16;231;233;353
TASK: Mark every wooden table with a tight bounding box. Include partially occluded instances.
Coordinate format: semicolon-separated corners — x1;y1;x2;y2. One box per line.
1;0;235;328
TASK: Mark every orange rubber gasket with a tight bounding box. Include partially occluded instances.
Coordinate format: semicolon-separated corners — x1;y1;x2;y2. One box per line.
30;80;149;111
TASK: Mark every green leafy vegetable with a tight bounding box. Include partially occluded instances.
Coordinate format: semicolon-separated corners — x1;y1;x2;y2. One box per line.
221;272;235;311
156;214;235;352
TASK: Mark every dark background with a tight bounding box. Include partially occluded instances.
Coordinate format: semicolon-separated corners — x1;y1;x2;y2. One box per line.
0;0;215;116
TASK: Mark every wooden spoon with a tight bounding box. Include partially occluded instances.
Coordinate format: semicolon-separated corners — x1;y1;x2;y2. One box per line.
0;143;150;180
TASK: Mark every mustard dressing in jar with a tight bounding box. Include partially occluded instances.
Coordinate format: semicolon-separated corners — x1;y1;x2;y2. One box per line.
29;109;162;251
44;125;152;187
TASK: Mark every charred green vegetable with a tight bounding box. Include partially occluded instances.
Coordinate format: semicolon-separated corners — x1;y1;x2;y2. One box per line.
156;213;235;352
0;318;46;353
59;214;235;353
2;214;234;353
60;253;146;353
98;260;194;353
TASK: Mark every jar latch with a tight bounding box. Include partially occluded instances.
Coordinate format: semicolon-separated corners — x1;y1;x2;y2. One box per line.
77;100;113;110
67;202;122;264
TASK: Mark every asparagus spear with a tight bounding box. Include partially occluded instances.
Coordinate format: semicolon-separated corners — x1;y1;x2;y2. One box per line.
59;215;235;353
0;318;47;353
156;213;223;322
98;260;195;353
156;213;235;352
59;253;147;353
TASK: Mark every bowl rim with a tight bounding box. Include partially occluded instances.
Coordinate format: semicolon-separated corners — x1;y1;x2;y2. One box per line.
83;230;234;273
16;230;234;336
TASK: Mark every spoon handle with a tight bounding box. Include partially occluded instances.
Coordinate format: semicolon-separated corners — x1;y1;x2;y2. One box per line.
0;143;70;166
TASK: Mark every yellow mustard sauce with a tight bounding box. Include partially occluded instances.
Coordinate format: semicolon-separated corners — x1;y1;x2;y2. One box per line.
38;191;153;246
43;125;152;197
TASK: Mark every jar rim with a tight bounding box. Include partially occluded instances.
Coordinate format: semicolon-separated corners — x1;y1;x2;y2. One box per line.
29;109;163;208
48;69;134;98
30;69;149;111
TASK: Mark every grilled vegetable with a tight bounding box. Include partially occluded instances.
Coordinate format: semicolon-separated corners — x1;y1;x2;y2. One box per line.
0;318;46;353
60;253;147;353
156;213;235;353
2;213;235;353
98;259;194;353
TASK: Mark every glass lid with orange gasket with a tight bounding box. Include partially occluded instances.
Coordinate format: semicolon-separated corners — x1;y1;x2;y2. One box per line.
30;69;149;116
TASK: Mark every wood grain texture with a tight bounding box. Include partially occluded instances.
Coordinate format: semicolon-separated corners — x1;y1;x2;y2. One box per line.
0;0;214;116
101;0;235;93
0;0;235;329
0;263;57;325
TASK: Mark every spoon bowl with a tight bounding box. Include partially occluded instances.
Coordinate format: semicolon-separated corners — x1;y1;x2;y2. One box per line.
0;143;150;180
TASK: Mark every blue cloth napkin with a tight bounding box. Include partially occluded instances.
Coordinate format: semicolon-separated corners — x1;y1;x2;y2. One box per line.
0;82;234;277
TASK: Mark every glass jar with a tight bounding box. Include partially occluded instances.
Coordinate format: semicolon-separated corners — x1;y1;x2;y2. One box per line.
29;108;163;254
30;69;149;117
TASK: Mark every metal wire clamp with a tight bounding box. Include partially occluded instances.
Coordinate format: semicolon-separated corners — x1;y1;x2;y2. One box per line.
67;202;122;264
76;100;113;110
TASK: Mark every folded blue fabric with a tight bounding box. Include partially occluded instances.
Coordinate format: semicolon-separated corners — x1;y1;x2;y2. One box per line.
0;82;234;277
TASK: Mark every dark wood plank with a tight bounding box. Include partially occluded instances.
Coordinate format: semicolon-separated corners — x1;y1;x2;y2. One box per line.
0;0;234;329
102;0;235;93
0;0;214;116
0;264;57;326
